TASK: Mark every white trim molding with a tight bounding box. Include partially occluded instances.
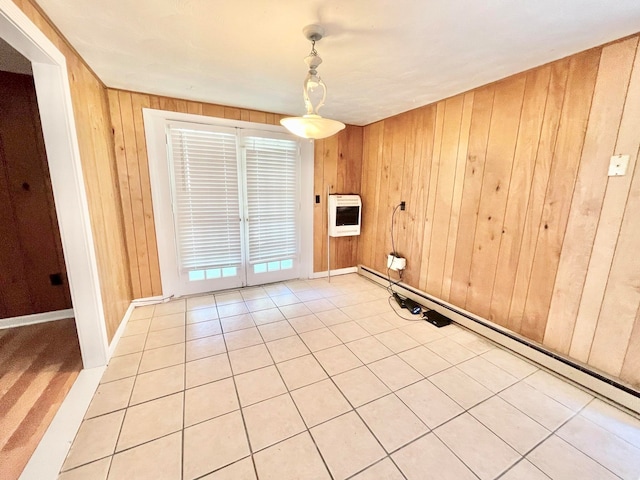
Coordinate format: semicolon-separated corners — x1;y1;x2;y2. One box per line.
0;309;74;329
19;366;105;480
143;108;314;296
310;266;358;279
0;0;108;368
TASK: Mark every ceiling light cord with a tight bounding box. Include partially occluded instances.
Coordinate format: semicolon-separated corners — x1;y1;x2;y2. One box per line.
280;24;346;140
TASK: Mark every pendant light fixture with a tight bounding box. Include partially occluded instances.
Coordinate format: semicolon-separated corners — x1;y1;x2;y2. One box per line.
280;25;346;140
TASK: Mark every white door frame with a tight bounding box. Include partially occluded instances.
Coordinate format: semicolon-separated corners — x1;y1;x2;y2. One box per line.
144;108;314;298
0;0;108;368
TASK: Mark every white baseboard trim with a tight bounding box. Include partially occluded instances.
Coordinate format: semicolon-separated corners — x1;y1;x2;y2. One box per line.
358;265;640;415
0;309;75;330
20;365;105;480
131;294;174;306
311;266;358;279
107;303;135;359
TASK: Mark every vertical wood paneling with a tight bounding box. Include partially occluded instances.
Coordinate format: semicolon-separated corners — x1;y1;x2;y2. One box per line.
396;115;416;274
620;306;640;387
426;96;464;297
322;135;339;271
387;117;408;269
108;89;141;298
507;60;569;332
441;93;474;302
337;127;363;267
544;37;638;353
490;67;550;326
371;119;394;275
418;102;445;291
404;107;436;288
571;41;640;362
358;34;640;389
520;50;600;342
0;71;71;316
14;0;132;341
465;75;526;317
588;140;640;375
359;122;385;270
449;86;495;305
313;138;326;273
130;94;162;295
118;91;153;297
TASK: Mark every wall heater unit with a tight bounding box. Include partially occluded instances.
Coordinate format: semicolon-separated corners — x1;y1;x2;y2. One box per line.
328;194;362;237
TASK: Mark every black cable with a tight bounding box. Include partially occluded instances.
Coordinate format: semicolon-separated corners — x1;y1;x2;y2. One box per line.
386;203;405;297
385;203;423;321
387;296;425;321
390;204;401;259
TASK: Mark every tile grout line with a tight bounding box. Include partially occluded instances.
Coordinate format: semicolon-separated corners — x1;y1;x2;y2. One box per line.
61;276;638;479
260;326;336;479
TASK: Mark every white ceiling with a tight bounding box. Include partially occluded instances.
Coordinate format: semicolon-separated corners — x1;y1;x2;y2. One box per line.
34;0;640;126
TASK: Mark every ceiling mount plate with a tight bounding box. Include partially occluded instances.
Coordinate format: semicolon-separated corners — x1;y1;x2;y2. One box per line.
303;24;324;42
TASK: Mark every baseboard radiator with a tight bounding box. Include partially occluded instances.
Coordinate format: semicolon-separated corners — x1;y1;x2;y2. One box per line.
358;265;640;415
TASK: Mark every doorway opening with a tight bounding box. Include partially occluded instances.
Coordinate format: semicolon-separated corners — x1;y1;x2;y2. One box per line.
0;2;108;477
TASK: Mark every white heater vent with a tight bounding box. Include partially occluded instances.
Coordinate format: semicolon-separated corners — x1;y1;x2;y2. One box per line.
328;194;361;237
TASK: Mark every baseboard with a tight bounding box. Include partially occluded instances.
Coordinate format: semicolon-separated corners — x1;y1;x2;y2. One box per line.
311;266;358;279
19;366;105;480
358;265;640;415
131;294;174;306
0;308;75;330
107;303;135;359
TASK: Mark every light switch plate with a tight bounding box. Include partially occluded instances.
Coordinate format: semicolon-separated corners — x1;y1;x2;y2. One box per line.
608;155;629;176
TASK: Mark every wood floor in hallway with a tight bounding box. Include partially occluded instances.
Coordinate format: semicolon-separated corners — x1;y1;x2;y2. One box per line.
0;319;82;480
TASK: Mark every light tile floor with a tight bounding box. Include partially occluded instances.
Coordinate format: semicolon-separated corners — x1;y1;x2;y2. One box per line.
57;274;640;480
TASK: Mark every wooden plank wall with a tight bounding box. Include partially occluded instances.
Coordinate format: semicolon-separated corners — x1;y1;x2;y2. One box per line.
314;127;363;273
358;35;640;389
12;0;132;341
107;90;361;295
0;71;71;317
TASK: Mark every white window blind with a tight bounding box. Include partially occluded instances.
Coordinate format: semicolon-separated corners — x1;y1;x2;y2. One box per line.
167;124;242;272
244;135;298;265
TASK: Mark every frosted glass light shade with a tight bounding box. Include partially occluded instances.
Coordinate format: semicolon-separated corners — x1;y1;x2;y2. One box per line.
280;114;345;139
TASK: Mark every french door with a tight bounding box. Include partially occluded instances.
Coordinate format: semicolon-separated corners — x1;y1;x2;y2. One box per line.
163;121;301;296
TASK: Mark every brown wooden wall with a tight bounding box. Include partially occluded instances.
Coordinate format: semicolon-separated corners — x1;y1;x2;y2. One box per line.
314;128;363;273
0;70;71;317
107;90;361;298
12;0;132;341
358;35;640;389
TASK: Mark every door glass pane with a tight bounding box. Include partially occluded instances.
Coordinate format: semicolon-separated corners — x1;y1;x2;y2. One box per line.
244;136;298;265
167;125;242;282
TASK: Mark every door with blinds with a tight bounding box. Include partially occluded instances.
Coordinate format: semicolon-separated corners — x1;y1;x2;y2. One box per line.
243;132;299;286
165;122;300;295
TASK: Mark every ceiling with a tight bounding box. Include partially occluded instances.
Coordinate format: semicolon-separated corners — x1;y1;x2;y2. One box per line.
34;0;640;126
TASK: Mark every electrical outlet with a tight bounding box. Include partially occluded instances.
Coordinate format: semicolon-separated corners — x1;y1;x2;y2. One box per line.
400;201;406;211
387;254;406;270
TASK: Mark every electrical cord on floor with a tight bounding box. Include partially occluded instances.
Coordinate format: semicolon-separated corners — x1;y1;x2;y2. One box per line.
385;266;404;295
387;295;426;321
